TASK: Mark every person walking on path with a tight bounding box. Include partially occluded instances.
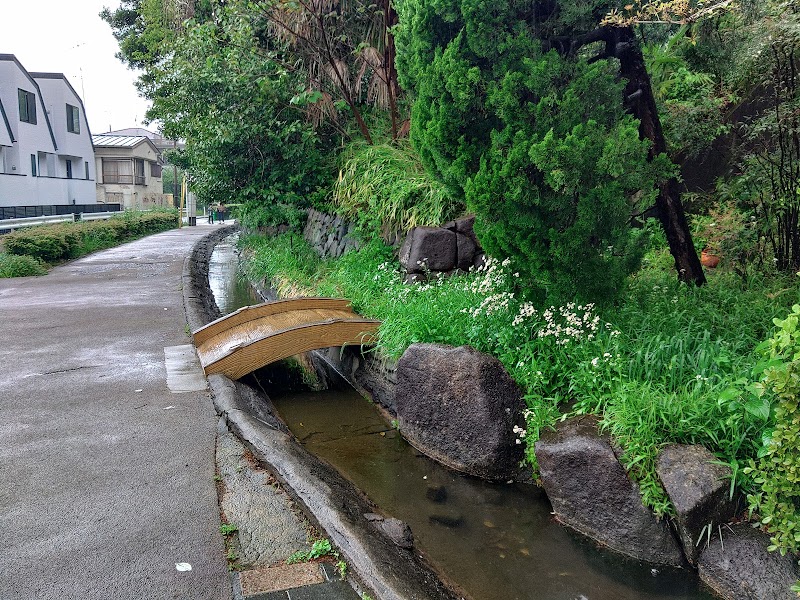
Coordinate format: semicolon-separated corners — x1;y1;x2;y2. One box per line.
0;225;232;600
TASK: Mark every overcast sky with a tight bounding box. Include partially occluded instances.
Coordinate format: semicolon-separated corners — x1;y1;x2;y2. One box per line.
1;1;154;135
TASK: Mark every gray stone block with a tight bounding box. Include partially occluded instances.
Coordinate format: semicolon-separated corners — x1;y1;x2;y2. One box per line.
656;444;738;564
535;416;684;566
399;227;457;273
456;232;478;271
698;523;800;600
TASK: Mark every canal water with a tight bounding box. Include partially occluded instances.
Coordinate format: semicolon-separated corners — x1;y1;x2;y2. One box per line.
209;237;715;600
207;234;260;314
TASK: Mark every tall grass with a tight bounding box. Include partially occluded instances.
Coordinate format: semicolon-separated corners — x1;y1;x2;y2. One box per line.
332;141;462;235
0;253;47;278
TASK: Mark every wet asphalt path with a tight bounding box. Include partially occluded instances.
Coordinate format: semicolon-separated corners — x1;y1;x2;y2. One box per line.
0;224;231;600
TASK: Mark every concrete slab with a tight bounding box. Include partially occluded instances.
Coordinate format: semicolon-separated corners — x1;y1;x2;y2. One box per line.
239;563;324;596
165;344;209;393
216;418;310;566
287;581;361;599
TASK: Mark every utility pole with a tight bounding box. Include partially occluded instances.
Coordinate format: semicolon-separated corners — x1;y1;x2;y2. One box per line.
173;139;178;208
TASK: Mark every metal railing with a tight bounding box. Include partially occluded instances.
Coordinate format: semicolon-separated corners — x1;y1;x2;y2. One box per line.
0;214;75;231
79;211;126;221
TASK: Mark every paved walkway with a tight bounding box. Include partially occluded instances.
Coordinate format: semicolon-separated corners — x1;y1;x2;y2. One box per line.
0;224;232;600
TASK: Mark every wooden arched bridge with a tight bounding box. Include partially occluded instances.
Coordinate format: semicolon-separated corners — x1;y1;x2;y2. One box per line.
192;298;380;380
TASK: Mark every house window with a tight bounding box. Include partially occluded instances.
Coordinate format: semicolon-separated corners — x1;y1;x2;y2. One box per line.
85;161;89;180
37;152;54;177
30;154;37;176
66;159;73;179
134;159;145;185
66;104;80;134
150;162;162;178
18;89;36;124
102;159;133;184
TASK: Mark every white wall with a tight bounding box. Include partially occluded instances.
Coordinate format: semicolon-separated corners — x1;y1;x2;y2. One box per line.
0;172;94;206
34;75;96;183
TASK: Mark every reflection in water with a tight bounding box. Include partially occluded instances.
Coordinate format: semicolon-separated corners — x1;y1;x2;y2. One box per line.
272;389;715;600
208;234;260;315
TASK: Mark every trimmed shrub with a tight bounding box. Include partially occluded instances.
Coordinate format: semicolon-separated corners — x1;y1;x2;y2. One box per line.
3;211;178;263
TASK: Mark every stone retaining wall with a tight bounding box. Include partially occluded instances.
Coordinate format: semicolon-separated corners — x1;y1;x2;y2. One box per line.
303;208;361;258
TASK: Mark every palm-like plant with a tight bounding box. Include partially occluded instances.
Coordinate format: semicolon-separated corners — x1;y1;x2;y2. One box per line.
246;0;402;143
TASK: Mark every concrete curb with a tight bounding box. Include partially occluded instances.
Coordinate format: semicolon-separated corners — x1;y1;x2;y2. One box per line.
182;229;462;600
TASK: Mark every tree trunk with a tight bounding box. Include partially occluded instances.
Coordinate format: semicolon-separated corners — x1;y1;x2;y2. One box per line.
383;0;400;141
612;26;706;285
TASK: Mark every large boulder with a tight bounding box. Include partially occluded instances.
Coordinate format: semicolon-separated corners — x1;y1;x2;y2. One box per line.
656;444;738;564
455;233;478;271
698;523;800;600
394;344;524;480
534;416;684;566
399;227;457;273
444;215;478;242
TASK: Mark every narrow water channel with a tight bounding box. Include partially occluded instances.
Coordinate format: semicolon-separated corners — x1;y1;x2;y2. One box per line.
208;237;715;600
207;233;260;314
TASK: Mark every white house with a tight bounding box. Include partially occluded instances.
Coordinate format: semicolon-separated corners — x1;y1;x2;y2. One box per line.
0;54;97;214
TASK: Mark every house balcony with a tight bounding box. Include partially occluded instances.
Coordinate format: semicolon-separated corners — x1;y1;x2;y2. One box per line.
102;174;146;185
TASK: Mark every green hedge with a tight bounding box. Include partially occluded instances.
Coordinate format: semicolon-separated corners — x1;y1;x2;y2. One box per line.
3;211;178;263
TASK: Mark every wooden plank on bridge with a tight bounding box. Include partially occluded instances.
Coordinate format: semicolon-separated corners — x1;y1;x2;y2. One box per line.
192;298;380;380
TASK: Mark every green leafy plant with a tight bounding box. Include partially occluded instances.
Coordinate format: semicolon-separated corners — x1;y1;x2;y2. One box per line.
286;538;336;564
142;7;332;214
744;305;800;557
219;523;239;536
336;559;347;580
332;141;461;237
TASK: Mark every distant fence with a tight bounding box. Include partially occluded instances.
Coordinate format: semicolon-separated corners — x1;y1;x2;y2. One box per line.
0;206;128;233
0;204;121;220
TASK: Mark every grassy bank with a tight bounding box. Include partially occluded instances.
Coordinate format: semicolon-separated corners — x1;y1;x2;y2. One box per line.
241;231;798;519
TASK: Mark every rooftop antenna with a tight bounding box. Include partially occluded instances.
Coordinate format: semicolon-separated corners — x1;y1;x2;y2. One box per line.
79;67;86;103
71;44;87;102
